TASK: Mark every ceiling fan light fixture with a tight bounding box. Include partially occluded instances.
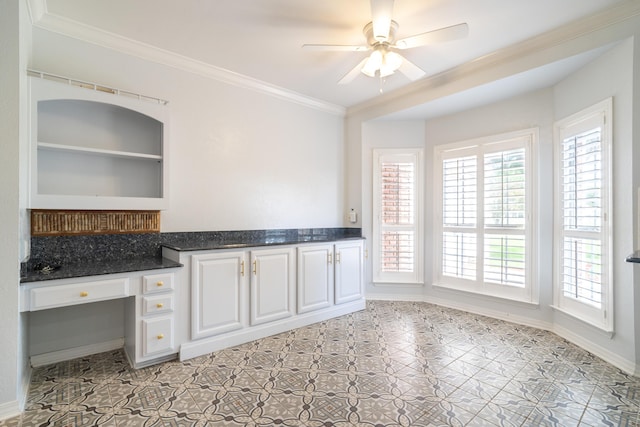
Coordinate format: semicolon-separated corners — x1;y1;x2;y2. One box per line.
381;51;403;75
361;49;383;77
361;46;402;78
303;0;467;86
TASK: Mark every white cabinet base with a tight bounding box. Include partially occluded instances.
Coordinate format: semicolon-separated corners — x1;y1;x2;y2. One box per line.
179;298;365;361
163;239;365;364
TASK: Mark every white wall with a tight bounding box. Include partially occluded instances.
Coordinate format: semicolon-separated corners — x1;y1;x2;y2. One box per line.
422;88;555;328
634;35;640;367
28;300;124;356
361;120;426;299
0;0;29;419
30;28;346;232
357;38;640;372
552;38;636;368
20;21;347;368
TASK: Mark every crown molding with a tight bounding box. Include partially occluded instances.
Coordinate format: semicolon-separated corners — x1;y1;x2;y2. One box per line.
26;0;46;24
347;0;640;119
26;0;345;116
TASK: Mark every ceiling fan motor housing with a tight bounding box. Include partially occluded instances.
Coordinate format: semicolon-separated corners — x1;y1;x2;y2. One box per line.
363;20;399;46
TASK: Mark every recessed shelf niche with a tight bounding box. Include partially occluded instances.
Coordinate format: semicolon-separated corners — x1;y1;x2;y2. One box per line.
29;74;169;210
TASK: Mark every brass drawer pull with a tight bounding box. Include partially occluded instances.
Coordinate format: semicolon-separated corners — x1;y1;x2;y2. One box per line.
80;291;88;297
157;334;164;340
156;303;164;309
156;281;164;287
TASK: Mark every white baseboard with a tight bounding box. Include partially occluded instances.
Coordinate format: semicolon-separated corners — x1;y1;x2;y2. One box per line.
30;338;125;367
553;323;637;375
124;346;176;370
0;400;21;422
180;299;366;361
366;293;425;302
424;295;554;331
366;294;639;375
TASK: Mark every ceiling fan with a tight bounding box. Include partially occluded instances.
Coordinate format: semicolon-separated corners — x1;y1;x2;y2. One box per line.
302;0;468;84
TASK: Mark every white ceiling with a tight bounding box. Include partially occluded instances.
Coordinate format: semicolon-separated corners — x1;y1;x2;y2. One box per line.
41;0;625;110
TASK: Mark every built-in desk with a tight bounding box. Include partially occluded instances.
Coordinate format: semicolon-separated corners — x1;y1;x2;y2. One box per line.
20;260;183;369
20;228;363;368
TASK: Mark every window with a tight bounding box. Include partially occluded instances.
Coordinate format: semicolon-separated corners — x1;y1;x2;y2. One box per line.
553;99;612;331
434;129;536;302
373;149;423;283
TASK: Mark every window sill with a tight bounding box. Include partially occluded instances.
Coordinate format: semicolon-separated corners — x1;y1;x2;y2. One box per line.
372;281;424;287
550;305;614;336
432;282;539;307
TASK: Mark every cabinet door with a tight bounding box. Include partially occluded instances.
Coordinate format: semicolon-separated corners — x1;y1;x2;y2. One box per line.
192;251;247;339
297;244;334;314
335;241;364;304
250;247;296;326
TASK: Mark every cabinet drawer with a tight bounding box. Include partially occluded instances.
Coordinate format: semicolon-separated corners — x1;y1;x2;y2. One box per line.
143;273;174;294
29;278;129;311
142;294;174;316
142;316;174;357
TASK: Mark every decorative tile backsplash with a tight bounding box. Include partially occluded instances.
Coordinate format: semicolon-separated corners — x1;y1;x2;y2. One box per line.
31;210;160;236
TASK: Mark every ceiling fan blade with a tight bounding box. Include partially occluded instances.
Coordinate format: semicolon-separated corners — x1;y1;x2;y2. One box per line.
395;23;469;50
370;0;394;41
397;57;426;81
338;58;369;85
302;44;369;52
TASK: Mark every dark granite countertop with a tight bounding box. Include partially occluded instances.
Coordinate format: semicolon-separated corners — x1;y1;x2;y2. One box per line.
163;235;364;252
21;256;183;284
626;251;640;263
21;228;362;284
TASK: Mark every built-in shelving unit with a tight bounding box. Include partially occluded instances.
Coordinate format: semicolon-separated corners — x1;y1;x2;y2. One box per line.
28;71;169;210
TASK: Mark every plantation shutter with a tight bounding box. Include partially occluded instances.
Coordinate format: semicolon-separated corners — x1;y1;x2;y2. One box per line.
560;127;603;307
483;148;526;286
435;129;534;303
373;149;423;283
553;98;611;331
441;155;477;280
380;161;415;272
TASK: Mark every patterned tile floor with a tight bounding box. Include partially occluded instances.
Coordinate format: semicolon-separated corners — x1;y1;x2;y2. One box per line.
3;300;640;426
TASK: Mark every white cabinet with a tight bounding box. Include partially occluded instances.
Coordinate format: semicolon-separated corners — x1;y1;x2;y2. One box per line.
297;244;334;314
187;246;296;341
296;240;364;311
163;240;365;362
250;247;296;326
191;251;248;339
132;272;177;366
334;241;364;305
28;74;169;210
21;269;180;369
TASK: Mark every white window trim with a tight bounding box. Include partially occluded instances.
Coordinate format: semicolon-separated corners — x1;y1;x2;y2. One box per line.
552;98;613;333
372;148;424;284
433;128;538;304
